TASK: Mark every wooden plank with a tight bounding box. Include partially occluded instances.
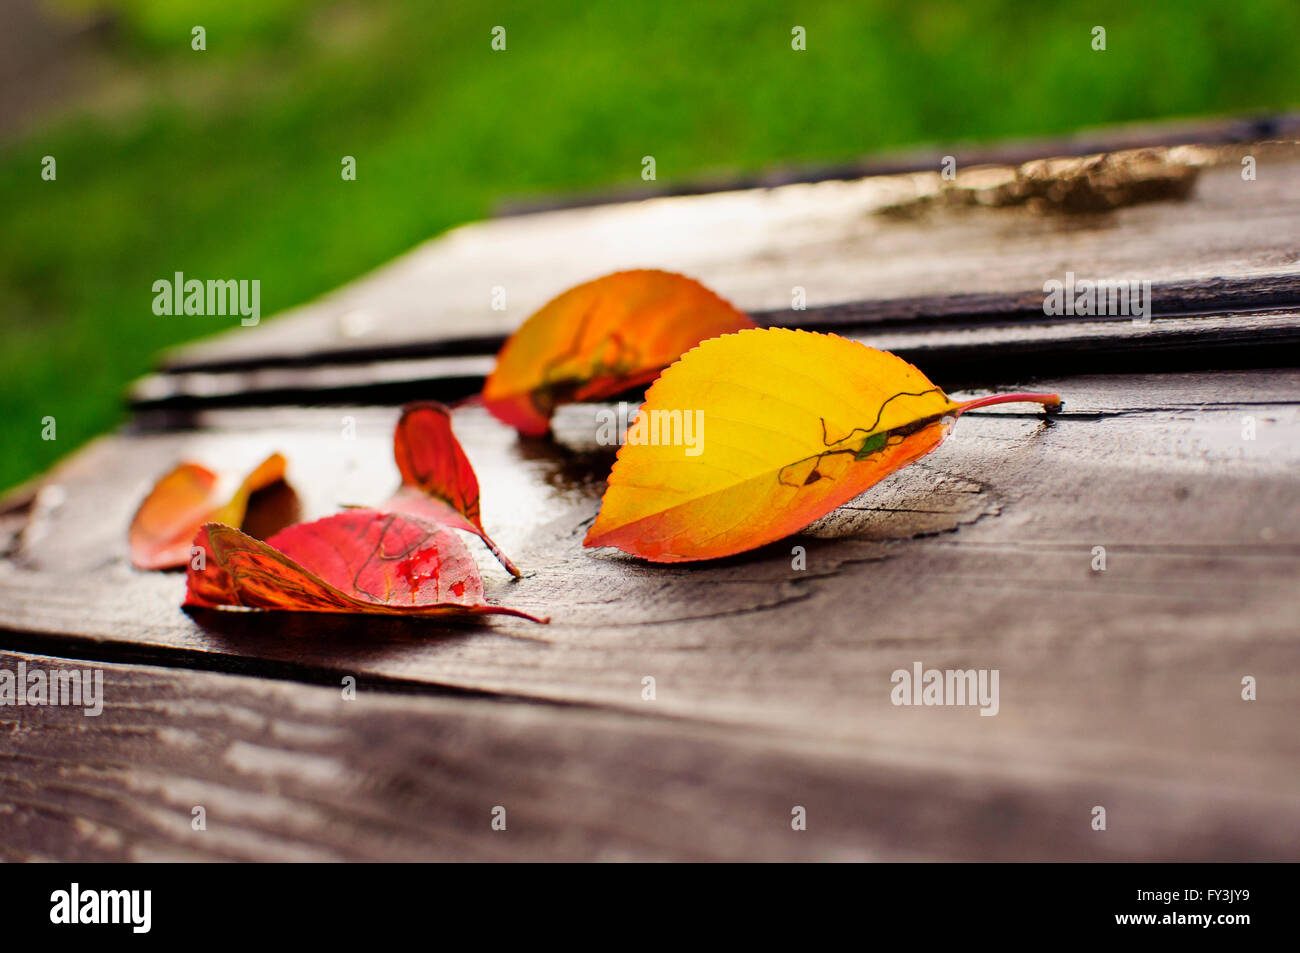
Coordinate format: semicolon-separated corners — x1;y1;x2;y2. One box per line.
129;309;1300;411
496;113;1300;214
3;370;1298;845
13;126;1300;864
1;648;1295;861
158;146;1300;375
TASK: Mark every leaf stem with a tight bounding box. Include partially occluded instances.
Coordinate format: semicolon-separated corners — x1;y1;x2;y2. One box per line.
954;392;1062;415
481;531;522;578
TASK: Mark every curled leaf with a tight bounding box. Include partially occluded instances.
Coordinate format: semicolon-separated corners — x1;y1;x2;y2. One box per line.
384;401;520;576
185;510;544;621
130;453;288;570
482;269;755;435
584;327;1060;562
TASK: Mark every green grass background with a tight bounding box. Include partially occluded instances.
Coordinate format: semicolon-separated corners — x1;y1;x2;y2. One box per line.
3;0;1298;492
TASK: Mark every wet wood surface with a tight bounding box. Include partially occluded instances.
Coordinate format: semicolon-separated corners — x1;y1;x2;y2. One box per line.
3;135;1300;861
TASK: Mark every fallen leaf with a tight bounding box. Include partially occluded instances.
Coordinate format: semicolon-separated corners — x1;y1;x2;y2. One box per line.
584;327;1060;562
384;402;520;576
130;453;288;570
185;510;545;621
481;269;755;435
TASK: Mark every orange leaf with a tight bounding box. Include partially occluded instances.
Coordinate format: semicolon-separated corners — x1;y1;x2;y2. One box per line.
129;453;287;570
481;269;755;435
384;401;520;576
185;510;544;621
584;328;1060;562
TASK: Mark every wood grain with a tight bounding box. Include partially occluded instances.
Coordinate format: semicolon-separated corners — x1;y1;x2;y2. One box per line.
128;310;1300;410
7;126;1300;862
3;372;1298;863
1;647;1294;861
495;114;1300;215
157;150;1300;375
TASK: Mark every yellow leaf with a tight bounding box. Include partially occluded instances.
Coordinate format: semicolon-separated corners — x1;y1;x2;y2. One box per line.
584;328;1059;562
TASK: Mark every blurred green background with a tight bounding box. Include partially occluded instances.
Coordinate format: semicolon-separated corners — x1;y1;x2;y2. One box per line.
2;0;1299;493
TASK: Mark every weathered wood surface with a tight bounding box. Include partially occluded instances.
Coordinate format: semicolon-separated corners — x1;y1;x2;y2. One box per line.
5;128;1300;861
131;310;1300;410
3;370;1298;860
6;646;1289;862
497;113;1300;215
158;146;1300;376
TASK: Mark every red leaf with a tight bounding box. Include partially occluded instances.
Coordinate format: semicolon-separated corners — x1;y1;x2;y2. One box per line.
184;510;544;621
383;402;520;576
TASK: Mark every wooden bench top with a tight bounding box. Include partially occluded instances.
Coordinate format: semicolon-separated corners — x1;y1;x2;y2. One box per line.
3;131;1299;861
